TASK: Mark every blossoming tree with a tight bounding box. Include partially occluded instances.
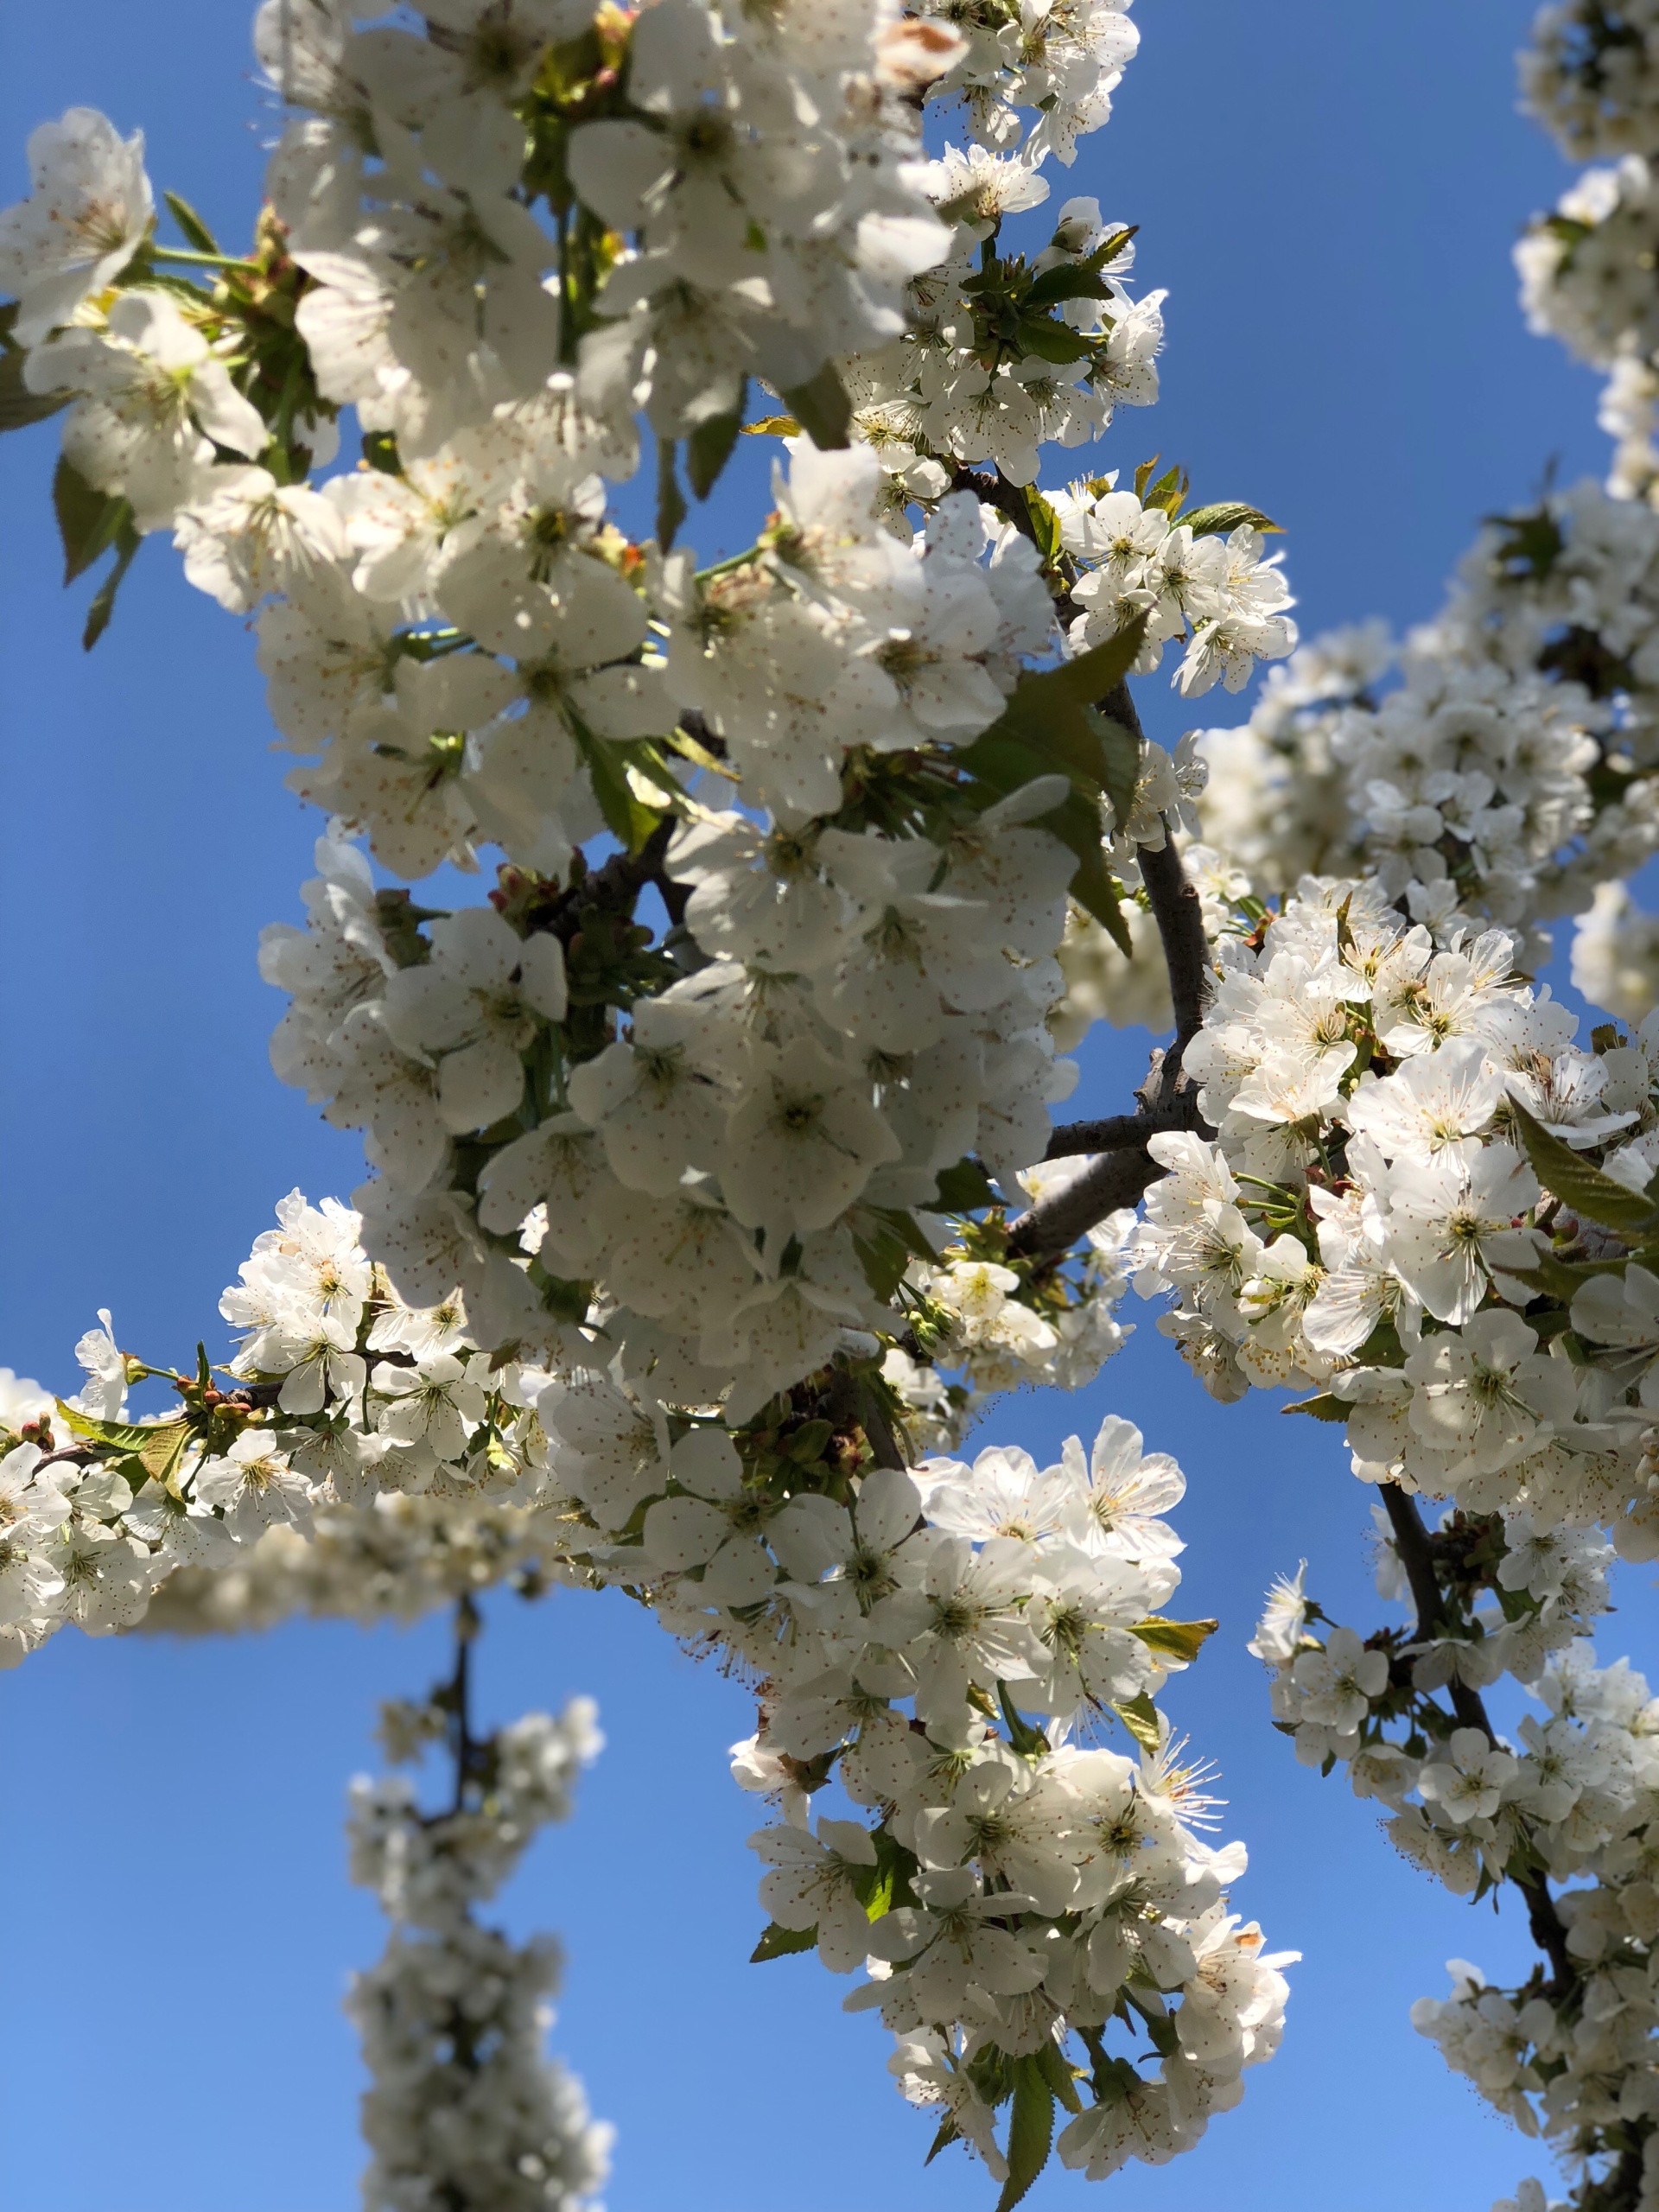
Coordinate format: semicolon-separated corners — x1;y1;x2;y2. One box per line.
11;2;1659;2207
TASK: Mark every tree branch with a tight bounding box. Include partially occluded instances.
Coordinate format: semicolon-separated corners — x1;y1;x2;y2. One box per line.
1005;1146;1167;1263
1378;1482;1576;1993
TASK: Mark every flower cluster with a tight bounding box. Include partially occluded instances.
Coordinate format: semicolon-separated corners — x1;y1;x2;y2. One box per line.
1128;877;1659;1548
1254;1549;1659;2211
0;1185;1285;2189
1523;0;1659;162
732;1414;1293;2186
346;1662;611;2212
0;0;1313;2194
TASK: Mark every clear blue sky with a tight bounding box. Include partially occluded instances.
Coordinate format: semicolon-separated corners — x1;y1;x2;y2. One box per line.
0;5;1636;2209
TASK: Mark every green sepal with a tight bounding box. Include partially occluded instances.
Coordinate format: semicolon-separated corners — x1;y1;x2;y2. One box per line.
750;1921;817;1961
995;2055;1056;2212
779;361;853;450
1129;1614;1218;1665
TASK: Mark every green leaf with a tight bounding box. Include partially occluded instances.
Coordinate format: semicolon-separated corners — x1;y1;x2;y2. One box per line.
1282;1392;1351;1422
956;622;1148;957
0;305;69;433
54;455;133;584
1034;2037;1084;2116
1092;709;1141;838
1012;315;1095;365
571;721;663;855
995;2056;1055;2212
163;189;222;255
931;1157;1001;1212
1503;1251;1637;1300
1130;1615;1218;1665
1141;461;1188;518
750;1921;817;1961
361;428;403;476
1111;1692;1162;1755
1020;264;1115;313
924;2114;963;2165
741;413;800;438
1509;1097;1659;1237
779;361;853;451
988;620;1151;754
1018;485;1065;569
854;1207;934;1303
81;512;142;650
998;1681;1052;1757
54;1400;192;1482
1180;500;1282;537
688;384;746;499
656;435;687;553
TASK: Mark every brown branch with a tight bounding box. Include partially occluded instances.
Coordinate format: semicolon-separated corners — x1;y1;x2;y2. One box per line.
1378;1482;1576;1993
1007;677;1216;1261
1045;1075;1211;1159
1005;1146;1166;1263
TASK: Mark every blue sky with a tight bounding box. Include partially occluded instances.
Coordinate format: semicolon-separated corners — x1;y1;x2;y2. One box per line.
0;4;1639;2209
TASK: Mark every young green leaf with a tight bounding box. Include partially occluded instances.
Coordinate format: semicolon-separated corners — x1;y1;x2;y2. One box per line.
54;456;133;584
1130;1615;1219;1664
688;384;746;499
360;428;404;476
854;1209;932;1302
1141;461;1188;518
931;1157;1001;1212
750;1921;818;1961
1282;1392;1352;1422
655;435;687;553
1510;1097;1659;1237
995;2056;1056;2212
1112;1692;1162;1754
1034;2037;1084;2116
81;514;143;650
924;2114;963;2165
1092;709;1141;836
741;414;801;438
779;361;853;450
1180;500;1281;537
0;307;69;434
54;1400;193;1481
571;723;664;855
163;188;222;256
